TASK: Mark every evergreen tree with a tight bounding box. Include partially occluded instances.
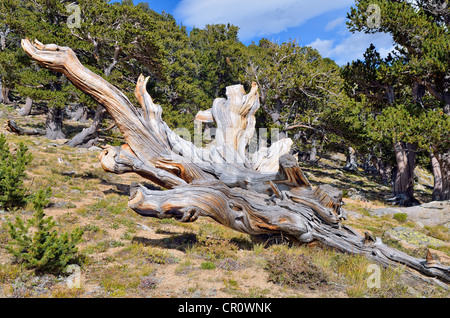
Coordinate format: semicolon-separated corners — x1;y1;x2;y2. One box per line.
1;0;81;139
6;188;84;273
190;24;247;101
346;0;450;202
1;0;166;143
244;39;347;162
144;11;207;134
0;134;32;210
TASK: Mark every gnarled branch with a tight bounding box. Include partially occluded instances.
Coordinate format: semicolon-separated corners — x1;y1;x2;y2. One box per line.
21;39;450;284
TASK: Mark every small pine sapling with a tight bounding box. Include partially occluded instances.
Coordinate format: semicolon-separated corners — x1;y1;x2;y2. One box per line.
0;134;33;210
6;188;84;273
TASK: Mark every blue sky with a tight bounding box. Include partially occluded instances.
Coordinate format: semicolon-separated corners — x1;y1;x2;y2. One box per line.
138;0;395;66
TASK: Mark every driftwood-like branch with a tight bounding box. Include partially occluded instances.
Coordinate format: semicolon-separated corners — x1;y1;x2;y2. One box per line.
6;119;45;135
21;39;450;284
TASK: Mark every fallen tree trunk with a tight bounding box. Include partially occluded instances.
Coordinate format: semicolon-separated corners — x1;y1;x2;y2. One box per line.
6;119;45;136
21;39;450;284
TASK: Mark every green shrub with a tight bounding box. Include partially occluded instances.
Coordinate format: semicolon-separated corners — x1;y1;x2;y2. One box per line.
201;261;216;270
393;213;408;223
0;134;33;210
6;188;85;274
265;250;328;289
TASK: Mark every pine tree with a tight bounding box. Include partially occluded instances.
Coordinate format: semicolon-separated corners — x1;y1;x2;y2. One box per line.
6;188;84;273
243;39;347;161
0;134;32;210
346;0;450;202
190;24;247;101
1;0;165;143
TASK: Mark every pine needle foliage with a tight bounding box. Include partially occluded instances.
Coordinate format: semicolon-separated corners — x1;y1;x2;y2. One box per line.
6;188;84;274
0;134;32;210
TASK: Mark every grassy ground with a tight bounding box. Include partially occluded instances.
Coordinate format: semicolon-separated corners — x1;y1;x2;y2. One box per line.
0;102;449;298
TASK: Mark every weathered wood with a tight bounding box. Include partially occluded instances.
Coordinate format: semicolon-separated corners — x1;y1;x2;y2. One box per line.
343;146;357;171
21;39;450;284
45;106;65;140
66;104;105;147
68;103;88;122
6;119;45;136
18;97;33;116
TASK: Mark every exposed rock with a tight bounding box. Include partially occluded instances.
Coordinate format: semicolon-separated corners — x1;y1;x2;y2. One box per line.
371;201;450;228
346;188;367;202
57;157;74;167
52;201;76;209
330;152;346;162
136;223;153;231
88;146;102;152
54;138;69;145
61;170;79;176
384;226;446;247
414;167;434;188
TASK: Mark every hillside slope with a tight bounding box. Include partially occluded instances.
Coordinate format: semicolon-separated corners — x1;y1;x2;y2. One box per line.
0;102;449;298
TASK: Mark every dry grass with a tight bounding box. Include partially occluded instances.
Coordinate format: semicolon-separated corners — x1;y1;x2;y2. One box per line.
0;102;449;298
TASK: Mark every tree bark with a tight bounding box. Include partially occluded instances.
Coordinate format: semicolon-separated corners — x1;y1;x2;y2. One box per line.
0;78;3;104
432;150;450;201
104;46;122;77
18;97;33;116
309;135;317;164
45;106;66;140
21;39;450;284
343;146;357;171
376;157;391;186
67;103;88;122
439;152;450;200
2;86;11;104
433;96;450;201
423;89;450;201
391;141;419;206
0;27;10;51
6;119;45;135
431;151;443;201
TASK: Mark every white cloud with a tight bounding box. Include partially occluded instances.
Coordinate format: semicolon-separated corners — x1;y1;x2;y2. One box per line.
308;38;335;56
308;32;395;65
325;17;346;31
174;0;354;41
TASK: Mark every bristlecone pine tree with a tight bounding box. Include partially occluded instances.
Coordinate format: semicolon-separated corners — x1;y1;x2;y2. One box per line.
6;188;84;273
347;0;450;202
20;39;450;285
0;134;32;210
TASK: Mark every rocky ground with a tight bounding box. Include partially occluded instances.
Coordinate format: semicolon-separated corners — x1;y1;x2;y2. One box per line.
0;102;449;298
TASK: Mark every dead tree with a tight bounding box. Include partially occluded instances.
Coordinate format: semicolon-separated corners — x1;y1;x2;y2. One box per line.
6;119;45;136
18;97;33;116
21;39;450;284
66;104;105;148
343;146;358;171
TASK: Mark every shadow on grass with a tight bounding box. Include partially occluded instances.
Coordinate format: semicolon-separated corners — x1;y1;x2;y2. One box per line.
300;163;395;204
132;231;254;252
132;232;198;252
100;180;162;196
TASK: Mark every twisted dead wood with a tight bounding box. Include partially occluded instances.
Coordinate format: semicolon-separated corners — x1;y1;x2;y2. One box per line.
21;39;450;284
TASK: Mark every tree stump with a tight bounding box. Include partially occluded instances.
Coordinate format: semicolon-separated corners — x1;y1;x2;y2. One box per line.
21;39;450;285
